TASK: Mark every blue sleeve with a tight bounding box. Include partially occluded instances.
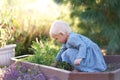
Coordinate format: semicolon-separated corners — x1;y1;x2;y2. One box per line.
56;44;66;61
68;36;87;59
77;42;87;59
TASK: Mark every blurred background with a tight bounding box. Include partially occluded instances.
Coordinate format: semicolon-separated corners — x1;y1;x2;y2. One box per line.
0;0;120;56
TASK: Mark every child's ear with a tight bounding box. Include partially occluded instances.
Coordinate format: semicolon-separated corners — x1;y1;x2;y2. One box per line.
59;32;65;35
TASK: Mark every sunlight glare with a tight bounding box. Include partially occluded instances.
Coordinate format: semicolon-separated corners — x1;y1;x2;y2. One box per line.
24;0;60;18
0;1;4;9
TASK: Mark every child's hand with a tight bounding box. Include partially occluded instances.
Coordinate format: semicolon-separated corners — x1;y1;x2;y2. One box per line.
51;62;57;67
51;60;58;67
74;58;82;65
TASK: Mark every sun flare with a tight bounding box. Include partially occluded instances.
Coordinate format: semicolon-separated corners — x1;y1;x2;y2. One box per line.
24;0;60;18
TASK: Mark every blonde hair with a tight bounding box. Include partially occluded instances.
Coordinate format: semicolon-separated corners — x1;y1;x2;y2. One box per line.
49;20;72;38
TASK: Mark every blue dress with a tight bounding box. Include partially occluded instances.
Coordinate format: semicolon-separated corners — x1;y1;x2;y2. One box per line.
56;32;107;72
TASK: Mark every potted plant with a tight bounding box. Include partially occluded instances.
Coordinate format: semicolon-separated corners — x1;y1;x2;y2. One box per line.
0;20;16;66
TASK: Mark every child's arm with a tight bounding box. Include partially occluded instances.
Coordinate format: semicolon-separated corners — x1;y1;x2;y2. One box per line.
56;44;66;61
51;45;66;67
74;58;82;65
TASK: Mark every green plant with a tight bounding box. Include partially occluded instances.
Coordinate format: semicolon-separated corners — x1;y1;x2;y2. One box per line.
20;40;73;71
0;20;15;47
23;40;57;66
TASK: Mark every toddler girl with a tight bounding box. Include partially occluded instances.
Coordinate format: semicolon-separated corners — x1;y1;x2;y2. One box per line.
49;20;107;72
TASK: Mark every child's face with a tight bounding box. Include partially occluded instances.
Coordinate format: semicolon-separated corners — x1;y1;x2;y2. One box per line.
52;33;68;44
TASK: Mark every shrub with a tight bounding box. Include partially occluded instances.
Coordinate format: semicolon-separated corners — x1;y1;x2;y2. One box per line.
21;40;73;71
0;19;15;48
23;40;58;66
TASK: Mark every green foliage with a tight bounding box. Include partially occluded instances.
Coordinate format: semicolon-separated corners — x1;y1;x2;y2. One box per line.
21;41;73;70
23;41;58;66
54;0;120;54
56;62;73;71
0;19;15;47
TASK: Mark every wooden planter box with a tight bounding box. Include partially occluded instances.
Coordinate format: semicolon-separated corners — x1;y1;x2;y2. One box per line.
11;55;120;80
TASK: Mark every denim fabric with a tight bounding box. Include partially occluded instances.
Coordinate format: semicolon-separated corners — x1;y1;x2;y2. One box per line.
56;32;107;72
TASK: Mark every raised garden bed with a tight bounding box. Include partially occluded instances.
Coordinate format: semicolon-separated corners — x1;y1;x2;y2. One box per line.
11;55;120;80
